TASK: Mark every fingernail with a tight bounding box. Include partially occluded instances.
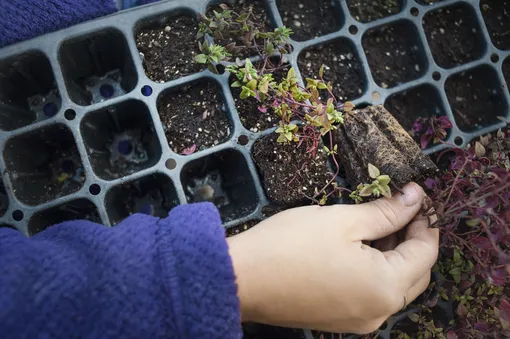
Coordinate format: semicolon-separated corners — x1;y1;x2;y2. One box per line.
396;183;421;207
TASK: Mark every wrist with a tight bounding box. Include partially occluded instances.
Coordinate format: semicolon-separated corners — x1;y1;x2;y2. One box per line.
227;236;259;323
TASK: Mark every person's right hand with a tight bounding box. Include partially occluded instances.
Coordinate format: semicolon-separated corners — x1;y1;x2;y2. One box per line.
227;183;439;334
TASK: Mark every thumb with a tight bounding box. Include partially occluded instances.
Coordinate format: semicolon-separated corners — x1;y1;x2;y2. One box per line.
351;183;425;241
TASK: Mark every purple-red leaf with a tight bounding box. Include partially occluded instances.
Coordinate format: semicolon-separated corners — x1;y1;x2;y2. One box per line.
424;178;437;190
421;134;432;149
446;331;458;339
471;236;492;250
457;303;468;317
500;300;510;323
181;144;197;155
438;116;453;129
258;106;267;113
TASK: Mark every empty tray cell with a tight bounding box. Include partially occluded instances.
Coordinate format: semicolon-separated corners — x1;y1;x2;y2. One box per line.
481;0;510;50
253;134;330;206
4;124;85;205
0;180;8;217
206;0;275;59
182;149;258;222
347;0;403;23
81;100;161;180
384;84;448;148
423;3;486;69
157;79;232;155
363;20;427;88
504;57;510;90
298;38;366;102
60;29;137;106
276;0;343;41
136;12;203;83
106;173;179;225
28;199;101;236
0;52;61;131
445;65;508;132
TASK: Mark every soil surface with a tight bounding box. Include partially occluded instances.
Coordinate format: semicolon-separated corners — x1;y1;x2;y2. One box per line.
157;81;232;154
384;85;445;133
231;60;288;133
445;68;505;132
362;22;425;88
277;0;342;41
226;220;259;237
504;58;510;89
252;134;330;205
346;0;402;23
481;0;510;50
298;40;365;102
136;16;203;83
207;0;273;59
423;4;485;69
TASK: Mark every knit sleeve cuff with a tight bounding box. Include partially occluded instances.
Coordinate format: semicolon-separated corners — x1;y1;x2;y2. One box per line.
156;203;242;339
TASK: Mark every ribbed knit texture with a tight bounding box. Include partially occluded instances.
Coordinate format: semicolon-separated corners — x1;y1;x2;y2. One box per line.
0;203;242;339
0;0;117;48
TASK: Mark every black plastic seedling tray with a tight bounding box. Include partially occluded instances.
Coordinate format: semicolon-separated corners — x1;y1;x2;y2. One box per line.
0;0;509;338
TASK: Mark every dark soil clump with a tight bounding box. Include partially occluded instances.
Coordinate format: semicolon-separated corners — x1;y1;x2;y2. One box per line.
207;0;273;59
445;67;507;132
347;0;402;23
231;60;289;132
423;4;485;69
298;40;365;102
277;0;342;41
334;105;438;188
157;81;232;154
362;21;426;88
252;134;330;205
480;0;510;50
384;85;446;133
136;15;203;83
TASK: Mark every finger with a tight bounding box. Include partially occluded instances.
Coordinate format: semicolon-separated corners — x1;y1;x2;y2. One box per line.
351;183;425;241
406;274;431;305
384;214;439;287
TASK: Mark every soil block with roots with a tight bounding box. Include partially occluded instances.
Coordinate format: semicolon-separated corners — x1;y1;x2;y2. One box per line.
1;0;509;338
333;105;438;188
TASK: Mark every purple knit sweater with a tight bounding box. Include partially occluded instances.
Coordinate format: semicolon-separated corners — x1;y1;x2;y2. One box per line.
0;203;242;338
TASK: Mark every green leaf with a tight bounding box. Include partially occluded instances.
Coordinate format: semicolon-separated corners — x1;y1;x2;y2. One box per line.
240;86;255;99
319;64;325;78
449;267;462;284
359;185;373;197
277;134;288;143
287;67;296;81
194;54;208;64
408;313;420;323
475;141;486;157
377;175;391;186
287;123;298;131
368;163;380;179
317;82;328;90
466;219;481;227
246;79;258;90
231;81;242;88
378;184;392;198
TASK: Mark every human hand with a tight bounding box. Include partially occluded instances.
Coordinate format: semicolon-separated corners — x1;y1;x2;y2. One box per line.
227;183;439;334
